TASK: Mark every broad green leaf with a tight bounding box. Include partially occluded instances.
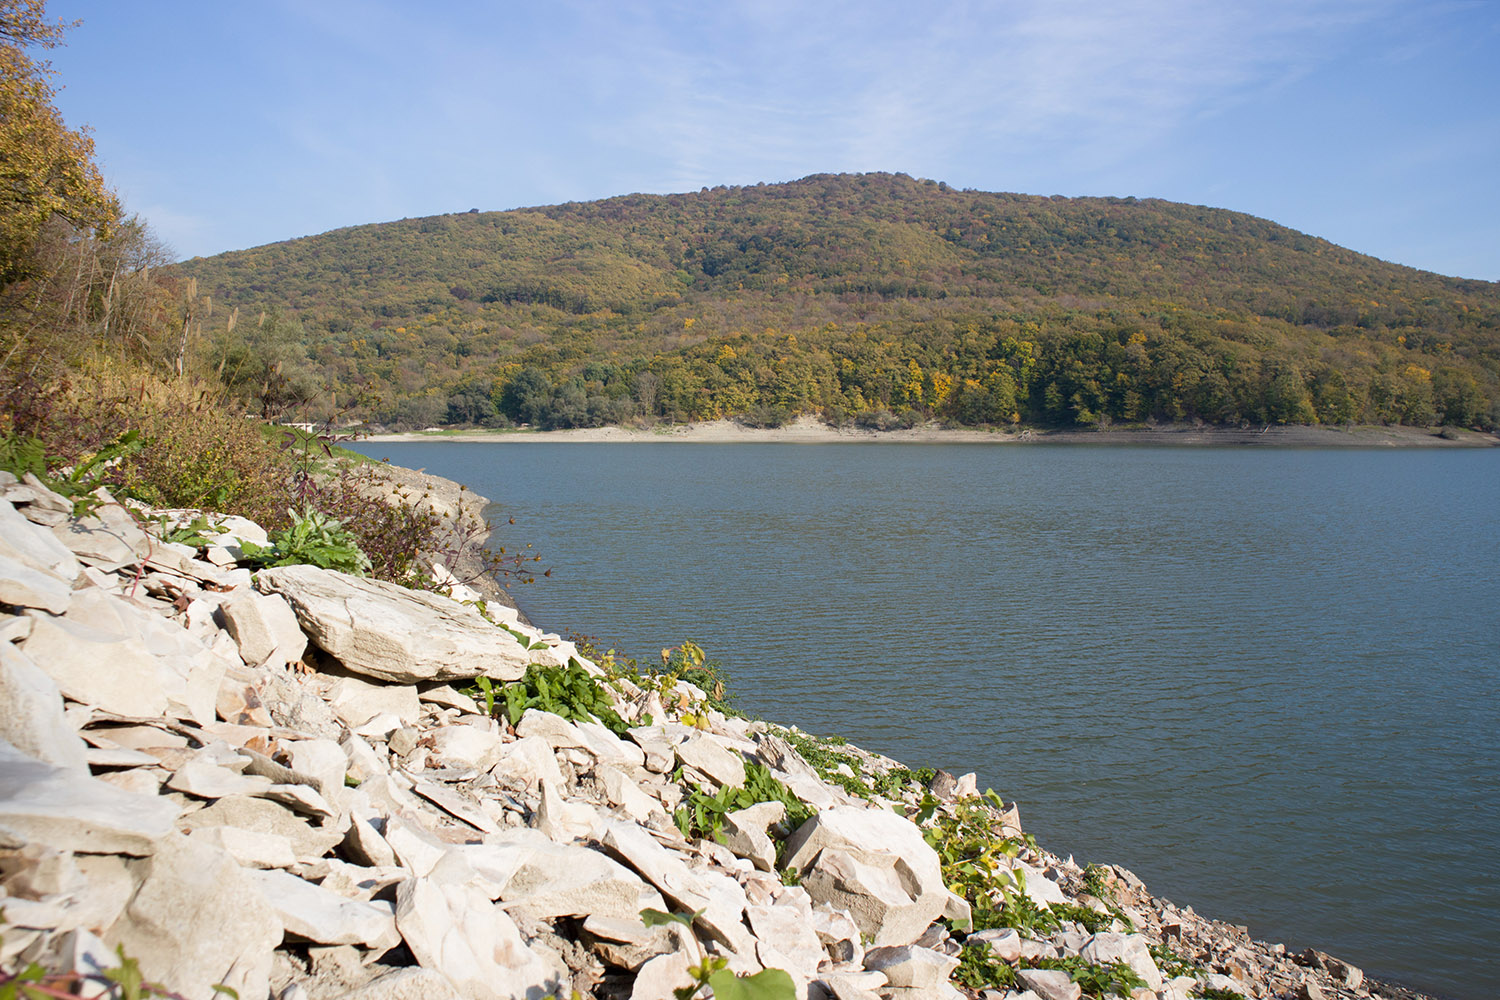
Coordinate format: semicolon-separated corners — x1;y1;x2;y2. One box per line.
639;907;702;929
706;967;797;1000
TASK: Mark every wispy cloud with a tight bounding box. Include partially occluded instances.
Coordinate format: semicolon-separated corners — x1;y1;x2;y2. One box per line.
57;0;1491;273
541;0;1398;190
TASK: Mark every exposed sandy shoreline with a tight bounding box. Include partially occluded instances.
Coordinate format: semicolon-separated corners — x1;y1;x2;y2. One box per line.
361;417;1500;448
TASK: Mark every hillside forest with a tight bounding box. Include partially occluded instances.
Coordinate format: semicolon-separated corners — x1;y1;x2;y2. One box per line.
2;0;1497;436
178;175;1500;432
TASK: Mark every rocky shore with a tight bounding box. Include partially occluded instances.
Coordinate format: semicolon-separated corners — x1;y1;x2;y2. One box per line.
0;469;1437;1000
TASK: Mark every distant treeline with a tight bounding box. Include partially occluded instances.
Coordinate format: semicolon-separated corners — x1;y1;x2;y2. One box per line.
179;173;1500;430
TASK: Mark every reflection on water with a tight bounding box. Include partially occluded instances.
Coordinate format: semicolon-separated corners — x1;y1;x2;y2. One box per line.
349;441;1500;1000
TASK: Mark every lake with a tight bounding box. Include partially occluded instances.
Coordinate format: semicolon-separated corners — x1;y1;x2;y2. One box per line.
348;440;1499;1000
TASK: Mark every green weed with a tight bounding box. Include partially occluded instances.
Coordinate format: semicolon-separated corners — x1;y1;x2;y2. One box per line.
148;513;228;549
238;506;372;576
921;790;1060;937
1026;955;1147;998
673;760;813;848
1049;901;1119;933
486;660;628;734
955;942;1017;991
1150;944;1202;979
1195;987;1247;1000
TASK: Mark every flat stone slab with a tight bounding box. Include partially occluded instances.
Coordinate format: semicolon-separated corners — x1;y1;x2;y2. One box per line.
245;867;399;950
108;833;282;1000
21;612;171;719
0;553;71;613
0;499;81;579
465;833;664;921
0;738;179;856
0;644;89;771
255;564;533;683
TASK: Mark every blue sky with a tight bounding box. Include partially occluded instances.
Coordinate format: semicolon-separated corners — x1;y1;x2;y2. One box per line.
48;0;1500;279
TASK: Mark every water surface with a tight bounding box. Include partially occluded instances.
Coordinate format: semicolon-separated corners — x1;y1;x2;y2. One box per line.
350;441;1499;999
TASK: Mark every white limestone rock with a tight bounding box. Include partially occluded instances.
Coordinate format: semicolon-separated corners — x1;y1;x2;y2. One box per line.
536;776;601;842
631;950;696;1000
381;814;450;878
597;762;667;824
690;866;759;957
166;758;274;800
245;867;399;950
0;644;88;771
674;732;746;788
254;564;534;683
0;499;80;579
1080;932;1164;991
426;724;503;770
466;830;664;921
21;611;170;718
341;968;464;1000
219;588;307;667
810;906;865;966
177;794;344;863
284;738;349;792
342;814;398;868
1204;973;1250;997
1008;860;1069;910
0;553;71;613
1016;968;1082;1000
50;506;151;567
862;945;960;990
968;927;1022;963
723;800;785;872
340;733;388;782
185;825;297;870
412;778;500;834
395;876;565;1000
490;734;565;794
602;820;713;913
106;833;283;1000
819;971;888;1000
417;684;482;714
747;903;826;980
782;806;947;948
575;719;646;767
626;725;677;773
259;782;337;819
0;738;179;855
327;675;422;729
580;914;682;971
516;708;589;750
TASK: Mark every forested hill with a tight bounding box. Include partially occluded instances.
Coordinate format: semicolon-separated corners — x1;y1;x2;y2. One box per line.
181;172;1500;430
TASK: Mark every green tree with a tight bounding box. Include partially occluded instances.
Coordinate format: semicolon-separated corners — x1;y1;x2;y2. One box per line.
1433;367;1485;427
446;380;501;426
215;310;321;419
498;366;552;425
1259;363;1315;425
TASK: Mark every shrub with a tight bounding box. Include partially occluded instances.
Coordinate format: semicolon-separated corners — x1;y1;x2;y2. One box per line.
0;365;535;595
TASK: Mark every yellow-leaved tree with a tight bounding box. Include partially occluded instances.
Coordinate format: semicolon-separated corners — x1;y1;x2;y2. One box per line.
0;0;117;288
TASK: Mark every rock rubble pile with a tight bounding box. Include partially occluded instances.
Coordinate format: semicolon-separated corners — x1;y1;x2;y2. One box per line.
0;472;1401;1000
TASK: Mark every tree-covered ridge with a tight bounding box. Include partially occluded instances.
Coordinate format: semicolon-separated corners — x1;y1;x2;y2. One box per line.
180;173;1500;430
